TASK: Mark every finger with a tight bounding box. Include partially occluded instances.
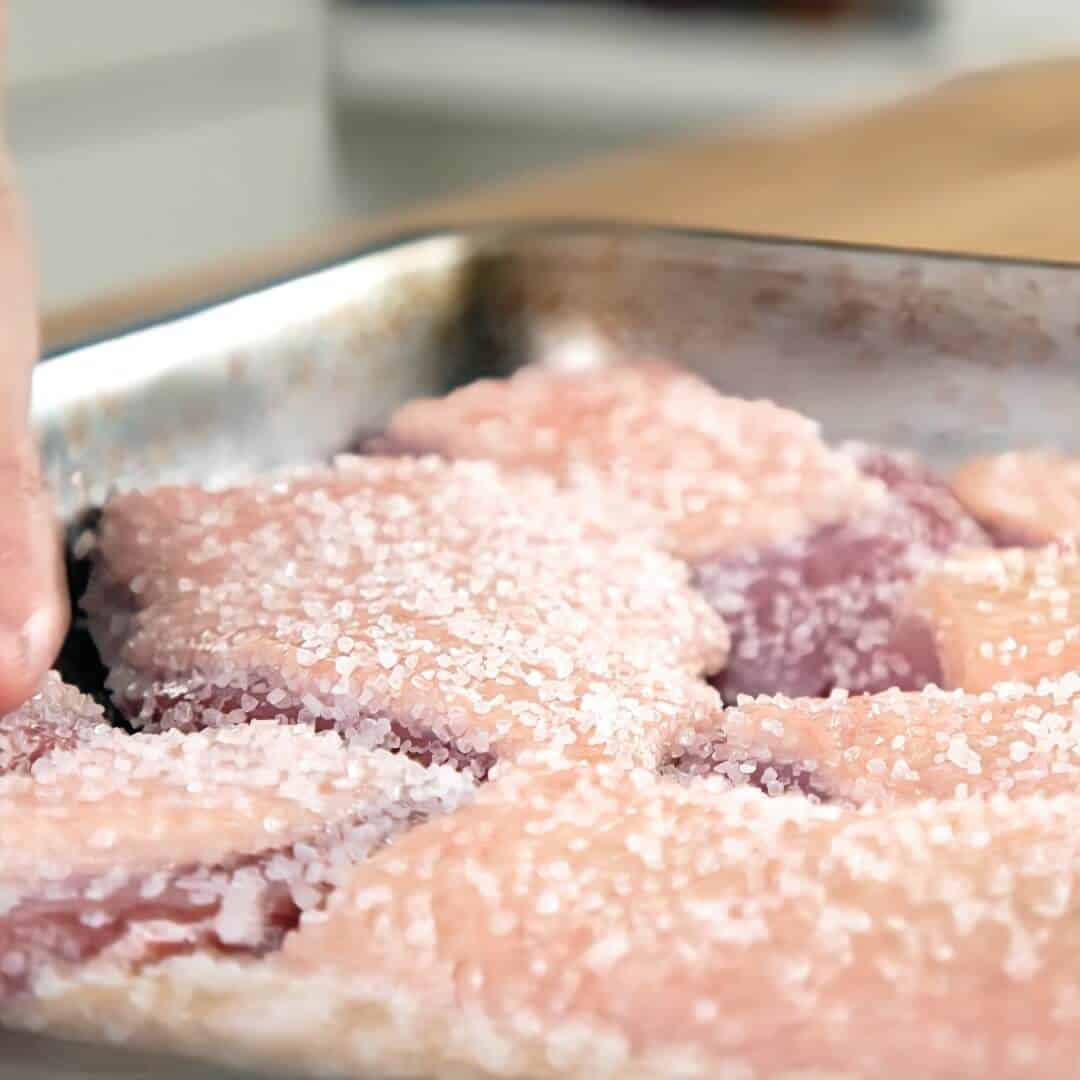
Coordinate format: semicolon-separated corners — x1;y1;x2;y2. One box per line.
0;434;67;715
0;180;67;711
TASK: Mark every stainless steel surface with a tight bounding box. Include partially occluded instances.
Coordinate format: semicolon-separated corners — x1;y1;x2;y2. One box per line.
35;225;1080;534
459;229;1080;468
19;223;1080;1076
34;233;475;525
0;1028;292;1080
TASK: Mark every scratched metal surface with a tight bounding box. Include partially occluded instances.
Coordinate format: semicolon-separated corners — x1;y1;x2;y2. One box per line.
16;224;1080;1077
33;224;1080;528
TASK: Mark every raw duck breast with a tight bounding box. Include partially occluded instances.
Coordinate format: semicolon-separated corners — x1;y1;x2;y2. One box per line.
671;673;1080;803
0;720;472;1001
85;456;728;774
380;362;985;697
24;764;1080;1080
698;442;988;698
379;361;878;564
951;450;1080;546
893;539;1080;693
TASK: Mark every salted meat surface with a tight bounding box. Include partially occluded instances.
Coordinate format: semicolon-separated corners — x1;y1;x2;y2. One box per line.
697;443;988;699
0;672;105;775
85;456;727;773
381;368;987;697
0;721;472;997
951;450;1080;546
673;674;1080;803
896;541;1080;693
379;361;881;562
30;765;1080;1079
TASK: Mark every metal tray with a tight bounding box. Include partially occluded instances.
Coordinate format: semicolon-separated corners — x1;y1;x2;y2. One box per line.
33;224;1080;528
12;223;1080;1077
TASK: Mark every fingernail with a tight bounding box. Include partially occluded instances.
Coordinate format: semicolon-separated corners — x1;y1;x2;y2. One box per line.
19;608;60;674
0;608;59;688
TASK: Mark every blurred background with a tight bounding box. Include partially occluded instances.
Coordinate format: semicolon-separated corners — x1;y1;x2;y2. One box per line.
10;0;1080;311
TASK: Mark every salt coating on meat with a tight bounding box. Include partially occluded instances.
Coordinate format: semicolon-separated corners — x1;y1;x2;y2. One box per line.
0;721;472;997
381;365;989;698
951;450;1080;546
85;455;728;772
21;764;1080;1079
697;443;988;699
0;672;106;775
899;539;1080;692
16;364;1080;1076
381;361;881;562
673;674;1080;803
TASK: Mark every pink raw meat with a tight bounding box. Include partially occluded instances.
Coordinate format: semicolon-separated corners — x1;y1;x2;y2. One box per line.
0;672;106;774
379;361;881;562
697;443;988;699
85;456;727;773
35;764;1080;1079
951;450;1080;546
380;365;987;698
894;540;1080;694
0;721;472;998
670;673;1080;803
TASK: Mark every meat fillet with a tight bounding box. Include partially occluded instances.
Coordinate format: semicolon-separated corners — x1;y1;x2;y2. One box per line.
951;450;1080;546
23;764;1080;1079
698;443;987;698
0;720;472;999
380;361;879;562
85;456;727;773
381;364;984;698
674;674;1080;803
896;540;1080;692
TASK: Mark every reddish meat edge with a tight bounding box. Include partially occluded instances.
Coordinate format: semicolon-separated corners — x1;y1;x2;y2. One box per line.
696;445;984;701
663;734;837;804
109;679;498;780
0;811;423;1000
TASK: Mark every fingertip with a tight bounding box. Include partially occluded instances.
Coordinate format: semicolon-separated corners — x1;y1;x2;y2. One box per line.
0;595;68;716
0;465;70;714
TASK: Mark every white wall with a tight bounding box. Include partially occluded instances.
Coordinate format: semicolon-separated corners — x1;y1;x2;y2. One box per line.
8;0;344;312
12;0;1080;313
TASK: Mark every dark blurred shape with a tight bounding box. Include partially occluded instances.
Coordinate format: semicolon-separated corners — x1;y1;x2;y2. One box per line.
642;0;858;14
636;0;934;23
338;0;937;29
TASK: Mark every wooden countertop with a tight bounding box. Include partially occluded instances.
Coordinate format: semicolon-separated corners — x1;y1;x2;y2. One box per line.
42;57;1080;351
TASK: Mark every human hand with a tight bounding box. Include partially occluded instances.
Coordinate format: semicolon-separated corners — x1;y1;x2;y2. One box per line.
0;12;68;712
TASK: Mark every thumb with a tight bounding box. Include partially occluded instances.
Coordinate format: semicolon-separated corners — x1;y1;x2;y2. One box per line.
0;172;67;713
0;438;67;713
